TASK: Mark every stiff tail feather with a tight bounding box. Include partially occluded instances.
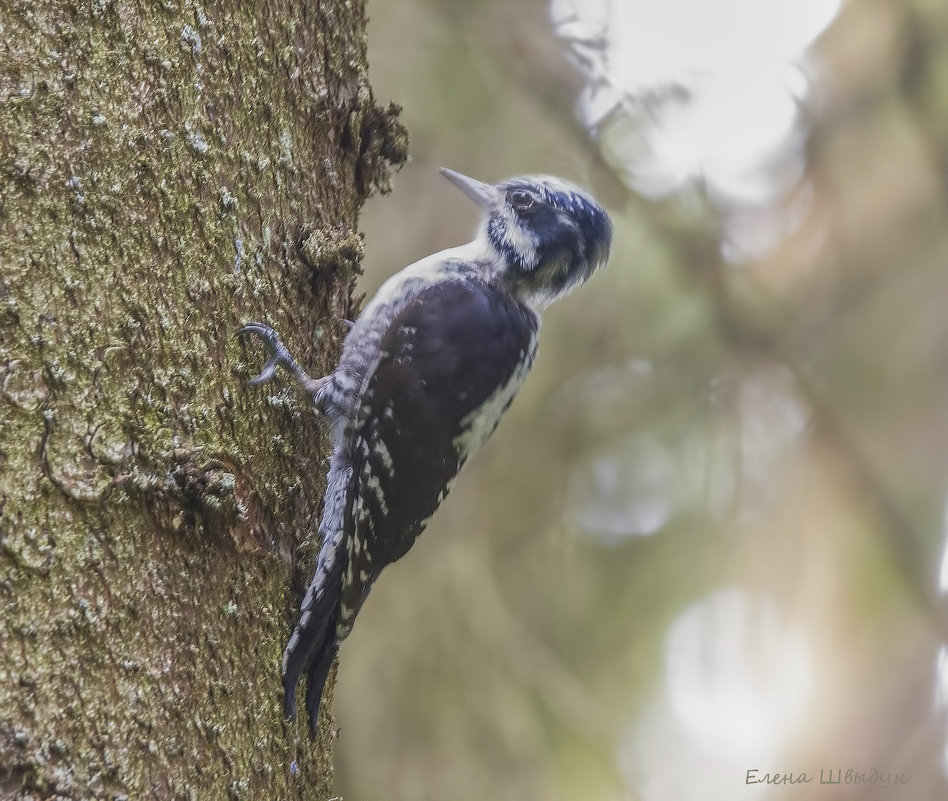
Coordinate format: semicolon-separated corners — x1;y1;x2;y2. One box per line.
282;552;345;724
283;448;354;729
304;638;340;732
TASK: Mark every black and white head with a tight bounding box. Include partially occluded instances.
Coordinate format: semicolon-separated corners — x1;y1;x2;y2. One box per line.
441;168;613;310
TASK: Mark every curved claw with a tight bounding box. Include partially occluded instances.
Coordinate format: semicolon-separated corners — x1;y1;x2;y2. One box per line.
246;359;279;386
237;321;330;397
237;322;285;354
238;322;294;386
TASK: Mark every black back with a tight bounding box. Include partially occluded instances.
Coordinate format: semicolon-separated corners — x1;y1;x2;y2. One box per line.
336;277;538;632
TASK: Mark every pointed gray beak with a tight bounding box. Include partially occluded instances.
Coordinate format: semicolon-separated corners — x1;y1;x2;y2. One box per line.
439;168;501;210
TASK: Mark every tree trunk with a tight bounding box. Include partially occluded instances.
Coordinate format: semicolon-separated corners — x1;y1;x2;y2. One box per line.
0;0;406;797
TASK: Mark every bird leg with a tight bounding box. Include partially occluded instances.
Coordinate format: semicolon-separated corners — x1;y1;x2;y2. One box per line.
237;322;330;398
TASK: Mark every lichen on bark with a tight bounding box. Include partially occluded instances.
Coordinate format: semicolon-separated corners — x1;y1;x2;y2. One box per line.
0;0;406;797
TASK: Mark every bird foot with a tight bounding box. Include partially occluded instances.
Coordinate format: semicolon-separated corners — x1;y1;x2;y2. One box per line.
238;322;329;397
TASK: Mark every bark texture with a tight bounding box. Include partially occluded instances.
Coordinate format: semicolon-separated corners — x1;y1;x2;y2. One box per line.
0;0;407;798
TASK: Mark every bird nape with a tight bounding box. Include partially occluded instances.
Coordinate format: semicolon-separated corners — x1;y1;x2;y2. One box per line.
239;167;612;733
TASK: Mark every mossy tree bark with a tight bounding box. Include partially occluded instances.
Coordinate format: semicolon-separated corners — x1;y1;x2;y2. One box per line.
0;0;406;797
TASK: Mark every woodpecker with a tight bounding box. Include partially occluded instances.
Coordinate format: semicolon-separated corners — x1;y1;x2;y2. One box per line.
240;168;612;732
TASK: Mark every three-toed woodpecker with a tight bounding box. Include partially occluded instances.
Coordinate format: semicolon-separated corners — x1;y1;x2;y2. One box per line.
240;168;612;732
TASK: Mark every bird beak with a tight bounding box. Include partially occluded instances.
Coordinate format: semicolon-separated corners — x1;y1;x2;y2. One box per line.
439;168;500;210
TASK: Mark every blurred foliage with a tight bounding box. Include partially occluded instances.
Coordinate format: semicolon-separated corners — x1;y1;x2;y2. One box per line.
332;0;948;799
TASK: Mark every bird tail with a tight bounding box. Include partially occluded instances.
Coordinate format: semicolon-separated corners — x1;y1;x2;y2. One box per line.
304;637;339;732
283;456;353;730
281;543;345;728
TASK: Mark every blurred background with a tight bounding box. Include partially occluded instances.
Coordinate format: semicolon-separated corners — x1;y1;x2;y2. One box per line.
335;0;948;798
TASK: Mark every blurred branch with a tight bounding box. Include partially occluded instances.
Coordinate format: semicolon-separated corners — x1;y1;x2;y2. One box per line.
467;0;948;637
445;538;611;743
670;215;948;638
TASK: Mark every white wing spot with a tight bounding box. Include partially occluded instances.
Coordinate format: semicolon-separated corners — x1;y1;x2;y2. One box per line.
373;439;395;476
365;474;389;516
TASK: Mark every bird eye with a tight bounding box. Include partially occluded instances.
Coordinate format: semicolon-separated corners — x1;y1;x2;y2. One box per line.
509;190;536;212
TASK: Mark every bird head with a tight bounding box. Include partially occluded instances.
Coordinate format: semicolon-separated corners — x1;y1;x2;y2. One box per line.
440;168;613;311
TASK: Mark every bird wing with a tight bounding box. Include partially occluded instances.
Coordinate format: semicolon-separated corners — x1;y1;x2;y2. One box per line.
283;276;537;729
335;277;539;637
